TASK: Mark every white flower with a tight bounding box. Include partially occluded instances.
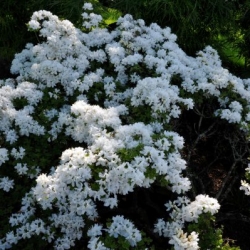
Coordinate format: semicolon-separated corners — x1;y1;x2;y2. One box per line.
28;20;41;30
0;177;14;192
107;216;142;247
6;231;18;245
0;148;9;166
11;147;25;160
83;3;93;10
5;130;18;144
229;101;243;112
169;229;199;250
103;197;118;208
240;180;250;196
87;224;103;237
87;237;110;250
183;195;220;222
219;109;241;123
14;163;28;175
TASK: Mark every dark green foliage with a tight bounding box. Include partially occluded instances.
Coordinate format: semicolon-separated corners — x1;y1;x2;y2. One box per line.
187;213;240;250
101;232;153;250
106;0;236;55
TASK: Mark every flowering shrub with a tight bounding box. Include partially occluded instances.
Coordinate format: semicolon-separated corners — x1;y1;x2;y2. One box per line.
0;2;249;249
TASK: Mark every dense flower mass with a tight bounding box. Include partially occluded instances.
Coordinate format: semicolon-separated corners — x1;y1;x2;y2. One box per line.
0;3;250;249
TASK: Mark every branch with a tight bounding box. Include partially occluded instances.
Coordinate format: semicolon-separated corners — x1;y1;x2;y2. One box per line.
216;129;249;202
216;161;238;202
186;122;217;164
185;122;217;198
217;173;239;203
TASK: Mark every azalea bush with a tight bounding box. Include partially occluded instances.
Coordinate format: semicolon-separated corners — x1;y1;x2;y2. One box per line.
1;3;250;249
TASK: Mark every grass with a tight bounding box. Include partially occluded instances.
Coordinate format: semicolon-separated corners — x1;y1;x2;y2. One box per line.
213;34;250;78
102;8;121;25
216;34;245;67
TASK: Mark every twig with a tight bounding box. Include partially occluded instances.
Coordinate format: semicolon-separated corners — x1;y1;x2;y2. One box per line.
185;122;217;198
218;174;239;203
216;161;238;201
187;122;217;164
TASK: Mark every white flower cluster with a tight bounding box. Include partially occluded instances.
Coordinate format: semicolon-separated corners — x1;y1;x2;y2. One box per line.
87;216;141;249
183;195;220;222
0;81;44;143
169;230;199;250
154;195;219;249
1;2;250;249
107;215;142;246
131;77;193;121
